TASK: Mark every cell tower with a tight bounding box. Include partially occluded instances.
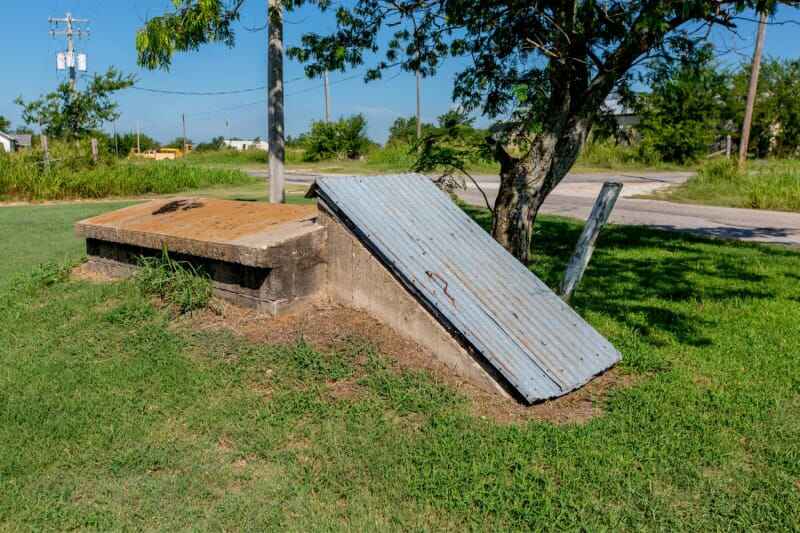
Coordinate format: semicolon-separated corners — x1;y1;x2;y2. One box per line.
49;12;90;90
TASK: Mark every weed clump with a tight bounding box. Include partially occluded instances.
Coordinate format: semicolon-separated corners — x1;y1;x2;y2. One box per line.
134;249;212;313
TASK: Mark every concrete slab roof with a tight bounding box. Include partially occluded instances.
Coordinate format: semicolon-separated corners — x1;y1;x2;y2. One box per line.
76;197;321;267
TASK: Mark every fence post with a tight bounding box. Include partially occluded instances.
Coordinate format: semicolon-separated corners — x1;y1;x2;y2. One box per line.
91;138;99;163
725;135;732;158
559;181;623;303
41;135;50;172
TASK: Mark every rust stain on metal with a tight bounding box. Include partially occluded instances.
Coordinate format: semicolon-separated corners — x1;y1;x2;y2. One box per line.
426;270;456;307
83;197;317;242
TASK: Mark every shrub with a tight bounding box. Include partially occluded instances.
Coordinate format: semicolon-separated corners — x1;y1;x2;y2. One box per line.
303;114;371;161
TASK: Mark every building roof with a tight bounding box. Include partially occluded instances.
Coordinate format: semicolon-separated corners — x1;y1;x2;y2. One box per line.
10;134;31;147
308;174;621;403
0;132;32;147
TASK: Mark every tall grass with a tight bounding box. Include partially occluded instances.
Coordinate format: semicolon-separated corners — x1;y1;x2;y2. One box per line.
0;145;254;201
665;158;800;211
185;148;267;166
134;249;213;313
576;139;677;169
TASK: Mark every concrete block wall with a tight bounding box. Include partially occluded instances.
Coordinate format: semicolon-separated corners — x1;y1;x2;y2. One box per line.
318;203;511;399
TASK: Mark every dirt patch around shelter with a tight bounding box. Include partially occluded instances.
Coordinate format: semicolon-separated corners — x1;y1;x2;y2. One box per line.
71;262;117;283
181;298;637;425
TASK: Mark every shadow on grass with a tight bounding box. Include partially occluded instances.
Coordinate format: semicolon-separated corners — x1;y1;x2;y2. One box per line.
462;203;789;349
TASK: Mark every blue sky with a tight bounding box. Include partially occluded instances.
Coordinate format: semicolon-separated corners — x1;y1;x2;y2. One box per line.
1;1;799;144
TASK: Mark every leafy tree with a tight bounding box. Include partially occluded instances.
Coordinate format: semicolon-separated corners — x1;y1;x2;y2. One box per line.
729;58;800;158
113;131;160;155
412;110;494;210
165;137;194;149
194;136;227;152
0;116;10;132
387;116;433;145
304;114;371;161
16;68;134;140
634;44;730;163
136;0;790;262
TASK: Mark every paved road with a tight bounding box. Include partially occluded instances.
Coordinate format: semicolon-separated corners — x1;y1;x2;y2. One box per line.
251;169;800;246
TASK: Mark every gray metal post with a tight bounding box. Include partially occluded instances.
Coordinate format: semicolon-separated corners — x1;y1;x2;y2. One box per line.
559;181;623;302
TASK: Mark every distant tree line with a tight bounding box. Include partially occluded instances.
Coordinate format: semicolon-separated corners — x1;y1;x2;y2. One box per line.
602;47;800;164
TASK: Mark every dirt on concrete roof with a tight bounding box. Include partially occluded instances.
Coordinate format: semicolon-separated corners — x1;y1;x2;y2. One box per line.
80;198;317;243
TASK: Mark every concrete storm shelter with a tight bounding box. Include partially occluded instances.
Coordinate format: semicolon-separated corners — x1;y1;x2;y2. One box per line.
77;175;620;404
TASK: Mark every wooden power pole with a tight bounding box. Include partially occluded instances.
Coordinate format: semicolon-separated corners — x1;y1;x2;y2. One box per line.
268;0;285;203
416;69;422;138
738;12;768;167
323;70;331;123
181;113;188;154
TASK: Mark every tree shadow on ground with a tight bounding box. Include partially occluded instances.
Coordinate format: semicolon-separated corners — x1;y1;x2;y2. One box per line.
462;204;792;349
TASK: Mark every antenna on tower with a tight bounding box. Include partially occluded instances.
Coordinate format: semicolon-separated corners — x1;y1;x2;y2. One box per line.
49;12;90;90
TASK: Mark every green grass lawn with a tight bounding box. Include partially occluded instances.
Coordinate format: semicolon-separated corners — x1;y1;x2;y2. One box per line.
1;202;799;530
655;159;800;212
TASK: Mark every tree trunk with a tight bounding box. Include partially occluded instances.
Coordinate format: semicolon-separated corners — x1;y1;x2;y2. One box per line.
491;119;591;263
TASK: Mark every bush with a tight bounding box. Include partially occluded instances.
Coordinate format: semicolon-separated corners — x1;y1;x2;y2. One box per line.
303;114;371;161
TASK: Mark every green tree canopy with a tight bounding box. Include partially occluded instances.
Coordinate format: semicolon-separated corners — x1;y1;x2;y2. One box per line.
635;44;730;163
303;114;371;161
136;0;794;261
0;116;10;132
387;116;434;145
114;131;160;156
16;68;134;140
730;58;800;158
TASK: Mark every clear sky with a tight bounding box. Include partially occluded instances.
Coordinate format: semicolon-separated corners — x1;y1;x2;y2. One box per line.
1;1;799;144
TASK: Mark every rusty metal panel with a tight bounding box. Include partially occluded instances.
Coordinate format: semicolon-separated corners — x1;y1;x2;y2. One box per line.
310;174;621;403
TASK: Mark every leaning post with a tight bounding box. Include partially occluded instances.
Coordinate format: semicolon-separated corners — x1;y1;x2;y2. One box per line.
559;181;623;303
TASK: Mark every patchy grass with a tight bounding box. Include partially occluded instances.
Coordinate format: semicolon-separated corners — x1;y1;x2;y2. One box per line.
0;201;799;530
656;158;800;211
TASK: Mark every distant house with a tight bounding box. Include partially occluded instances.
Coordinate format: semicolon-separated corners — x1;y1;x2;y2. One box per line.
223;138;268;151
0;131;32;153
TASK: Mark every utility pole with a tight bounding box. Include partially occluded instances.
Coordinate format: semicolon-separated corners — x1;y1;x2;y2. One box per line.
738;11;768;167
323;70;331;123
49;12;89;91
416;69;422;138
268;0;285;203
181;113;188;154
136;120;141;153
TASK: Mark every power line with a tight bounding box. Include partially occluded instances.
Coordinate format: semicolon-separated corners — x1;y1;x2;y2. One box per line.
130;75;307;96
132;86;264;96
182;71;370;118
